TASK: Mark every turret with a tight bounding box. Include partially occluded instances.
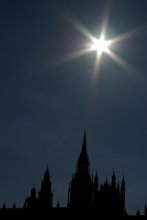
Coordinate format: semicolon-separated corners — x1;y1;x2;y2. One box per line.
111;172;116;189
38;167;53;208
94;172;98;192
121;176;125;195
12;202;16;209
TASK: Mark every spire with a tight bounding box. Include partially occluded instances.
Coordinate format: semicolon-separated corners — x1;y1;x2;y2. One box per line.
76;130;90;174
2;202;6;209
121;176;125;195
136;208;140;216
111;171;116;188
56;200;60;208
39;167;53;208
44;166;50;179
104;178;109;192
112;171;116;180
31;186;36;199
41;166;51;187
104;177;108;186
94;172;98;192
81;129;87;154
12;202;16;209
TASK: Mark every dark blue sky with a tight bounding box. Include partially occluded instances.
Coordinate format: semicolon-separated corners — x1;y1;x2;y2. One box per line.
0;0;147;214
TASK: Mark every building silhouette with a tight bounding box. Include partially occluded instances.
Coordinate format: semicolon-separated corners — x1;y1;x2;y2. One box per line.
67;131;125;216
1;131;147;217
24;167;53;209
68;131;93;208
38;167;53;209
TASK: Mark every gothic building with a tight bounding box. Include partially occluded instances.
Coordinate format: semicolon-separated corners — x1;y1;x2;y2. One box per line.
1;131;147;217
67;131;125;216
67;131;93;208
38;167;53;208
24;167;53;209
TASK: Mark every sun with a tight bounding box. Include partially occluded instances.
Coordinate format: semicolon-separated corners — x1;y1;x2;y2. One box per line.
56;12;141;75
90;35;110;55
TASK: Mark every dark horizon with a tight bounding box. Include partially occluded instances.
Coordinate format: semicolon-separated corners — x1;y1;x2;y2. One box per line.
0;0;147;215
0;131;146;217
0;131;145;218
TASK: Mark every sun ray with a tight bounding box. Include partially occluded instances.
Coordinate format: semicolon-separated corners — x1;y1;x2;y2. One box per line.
52;4;145;77
69;17;96;42
54;47;92;67
108;24;147;45
106;48;138;74
100;1;113;37
93;52;102;76
56;7;95;42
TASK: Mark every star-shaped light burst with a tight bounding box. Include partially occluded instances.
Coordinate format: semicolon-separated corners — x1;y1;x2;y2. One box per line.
55;8;146;76
90;35;110;55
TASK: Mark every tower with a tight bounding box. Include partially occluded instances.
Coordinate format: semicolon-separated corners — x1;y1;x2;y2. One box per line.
38;167;53;208
111;172;116;189
24;186;39;208
120;176;125;214
76;130;90;174
93;172;99;207
68;131;93;208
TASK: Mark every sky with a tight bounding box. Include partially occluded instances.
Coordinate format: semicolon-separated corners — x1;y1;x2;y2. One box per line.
0;0;147;214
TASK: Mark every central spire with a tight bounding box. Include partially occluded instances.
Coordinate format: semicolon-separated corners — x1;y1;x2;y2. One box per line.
76;130;90;174
81;129;87;154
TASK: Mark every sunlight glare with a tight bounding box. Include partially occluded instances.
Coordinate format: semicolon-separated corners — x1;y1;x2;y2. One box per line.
91;36;110;55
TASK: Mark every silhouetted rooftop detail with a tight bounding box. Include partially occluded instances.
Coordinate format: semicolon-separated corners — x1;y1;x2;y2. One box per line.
0;131;147;218
81;129;87;154
2;202;6;209
12;202;16;209
137;208;140;216
76;131;90;174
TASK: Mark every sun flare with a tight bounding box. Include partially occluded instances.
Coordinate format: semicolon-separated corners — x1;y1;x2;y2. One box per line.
55;10;143;76
90;36;110;55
